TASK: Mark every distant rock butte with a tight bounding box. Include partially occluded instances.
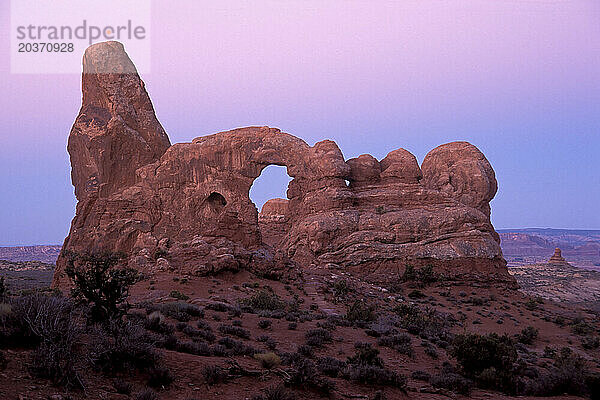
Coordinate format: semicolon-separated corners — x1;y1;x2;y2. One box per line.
52;41;513;288
548;248;570;266
499;230;600;267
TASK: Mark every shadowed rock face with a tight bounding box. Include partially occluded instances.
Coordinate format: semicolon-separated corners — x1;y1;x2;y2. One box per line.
53;41;512;288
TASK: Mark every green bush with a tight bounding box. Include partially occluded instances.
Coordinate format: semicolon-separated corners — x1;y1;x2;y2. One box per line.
377;333;414;358
451;333;517;377
571;318;596;335
318;356;346;378
147;365;174;389
254;352;281;369
144;312;174;334
176;340;211;356
217;337;258;356
332;279;352;299
195;320;216;342
450;332;522;393
91;319;160;374
153;248;169;260
65;251;139;322
240;290;286;312
0;303;17;346
202;364;229;385
524;299;539;311
169;290;189;300
258;319;272;330
147;301;203;322
343;343;407;388
394;304;454;345
431;371;472;395
411;370;431;382
343;363;406;388
403;265;439;286
347;342;384;368
113;379;133;395
582;335;600;350
288;358;335;395
530;347;590;396
218;324;250;339
206;302;232;312
252;384;295;400
345;300;375;323
408;289;426;299
516;326;539;345
305;328;333;347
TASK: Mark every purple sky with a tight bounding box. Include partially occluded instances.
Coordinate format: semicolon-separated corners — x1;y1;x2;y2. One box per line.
1;1;599;245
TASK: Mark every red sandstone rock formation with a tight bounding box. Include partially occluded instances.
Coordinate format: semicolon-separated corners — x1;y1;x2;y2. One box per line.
258;199;290;248
53;42;513;288
68;41;171;201
548;248;569;265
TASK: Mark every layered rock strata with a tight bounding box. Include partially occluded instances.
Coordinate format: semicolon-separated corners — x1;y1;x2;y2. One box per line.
548;248;569;266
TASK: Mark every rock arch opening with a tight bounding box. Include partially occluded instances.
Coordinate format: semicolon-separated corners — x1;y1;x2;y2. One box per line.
250;165;292;247
249;165;292;212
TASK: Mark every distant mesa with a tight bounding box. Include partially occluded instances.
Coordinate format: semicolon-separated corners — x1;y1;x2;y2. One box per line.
499;229;600;268
0;245;61;264
52;41;514;288
547;247;570;266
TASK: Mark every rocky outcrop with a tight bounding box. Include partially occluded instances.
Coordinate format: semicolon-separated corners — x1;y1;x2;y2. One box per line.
68;41;171;201
53;41;513;288
258;199;290;248
548;248;569;266
422;141;498;218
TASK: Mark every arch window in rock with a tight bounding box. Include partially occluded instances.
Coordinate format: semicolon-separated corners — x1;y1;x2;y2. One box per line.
250;165;292;248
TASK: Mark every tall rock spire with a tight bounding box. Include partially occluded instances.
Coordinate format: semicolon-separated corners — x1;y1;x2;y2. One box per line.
68;41;170;200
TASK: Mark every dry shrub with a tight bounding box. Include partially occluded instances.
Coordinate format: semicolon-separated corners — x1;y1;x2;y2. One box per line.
12;294;83;388
202;364;229;385
254;352;281;369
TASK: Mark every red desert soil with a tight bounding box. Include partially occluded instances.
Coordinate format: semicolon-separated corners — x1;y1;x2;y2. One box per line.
2;265;598;400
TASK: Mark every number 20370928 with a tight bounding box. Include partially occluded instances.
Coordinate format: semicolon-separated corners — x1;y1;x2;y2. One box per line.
18;42;74;52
